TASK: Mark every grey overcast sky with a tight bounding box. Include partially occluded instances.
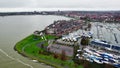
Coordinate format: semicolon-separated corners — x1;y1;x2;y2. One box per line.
0;0;120;11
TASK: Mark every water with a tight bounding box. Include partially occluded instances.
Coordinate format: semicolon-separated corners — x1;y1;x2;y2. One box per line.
0;15;70;68
91;22;120;45
0;15;120;68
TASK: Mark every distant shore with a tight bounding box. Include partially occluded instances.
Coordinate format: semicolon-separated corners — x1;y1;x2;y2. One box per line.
0;11;54;16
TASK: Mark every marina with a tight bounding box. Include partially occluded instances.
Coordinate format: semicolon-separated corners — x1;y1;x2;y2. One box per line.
0;0;120;68
82;46;120;68
0;13;120;68
55;21;120;68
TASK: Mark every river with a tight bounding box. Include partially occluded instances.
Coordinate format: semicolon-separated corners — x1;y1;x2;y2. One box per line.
0;15;70;68
0;15;120;68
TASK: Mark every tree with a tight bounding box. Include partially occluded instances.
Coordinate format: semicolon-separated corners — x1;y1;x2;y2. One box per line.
83;60;90;68
73;45;79;59
61;50;66;61
104;64;114;68
81;37;89;46
80;37;90;51
53;53;59;59
88;23;91;28
41;44;44;48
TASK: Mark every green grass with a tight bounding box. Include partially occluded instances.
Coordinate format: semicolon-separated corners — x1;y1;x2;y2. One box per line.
15;34;83;68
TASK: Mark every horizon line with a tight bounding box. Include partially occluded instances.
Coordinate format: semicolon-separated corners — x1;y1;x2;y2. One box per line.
0;8;120;12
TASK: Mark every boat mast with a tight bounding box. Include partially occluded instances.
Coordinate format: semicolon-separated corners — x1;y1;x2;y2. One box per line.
96;22;99;39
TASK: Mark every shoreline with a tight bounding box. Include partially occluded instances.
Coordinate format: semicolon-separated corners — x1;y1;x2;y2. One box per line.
14;48;58;68
14;15;76;68
14;13;87;68
14;35;62;68
14;14;120;68
14;49;59;68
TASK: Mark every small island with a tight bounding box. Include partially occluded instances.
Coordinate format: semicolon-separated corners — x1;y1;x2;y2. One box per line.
14;11;120;68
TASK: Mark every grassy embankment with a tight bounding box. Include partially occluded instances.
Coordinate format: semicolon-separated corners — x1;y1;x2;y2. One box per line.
15;34;83;68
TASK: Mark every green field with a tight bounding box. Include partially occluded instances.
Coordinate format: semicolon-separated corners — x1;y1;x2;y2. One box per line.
15;34;83;68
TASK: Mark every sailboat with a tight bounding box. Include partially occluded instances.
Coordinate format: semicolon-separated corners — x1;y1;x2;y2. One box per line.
90;22;120;52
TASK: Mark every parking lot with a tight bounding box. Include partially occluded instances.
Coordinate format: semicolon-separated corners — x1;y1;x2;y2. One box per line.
47;44;73;57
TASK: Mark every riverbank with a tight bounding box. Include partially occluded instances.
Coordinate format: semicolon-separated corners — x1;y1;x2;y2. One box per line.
14;34;83;68
0;15;73;68
14;34;60;68
14;13;86;68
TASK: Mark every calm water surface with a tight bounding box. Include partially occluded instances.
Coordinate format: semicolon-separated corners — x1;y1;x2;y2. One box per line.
0;15;70;68
0;15;120;68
